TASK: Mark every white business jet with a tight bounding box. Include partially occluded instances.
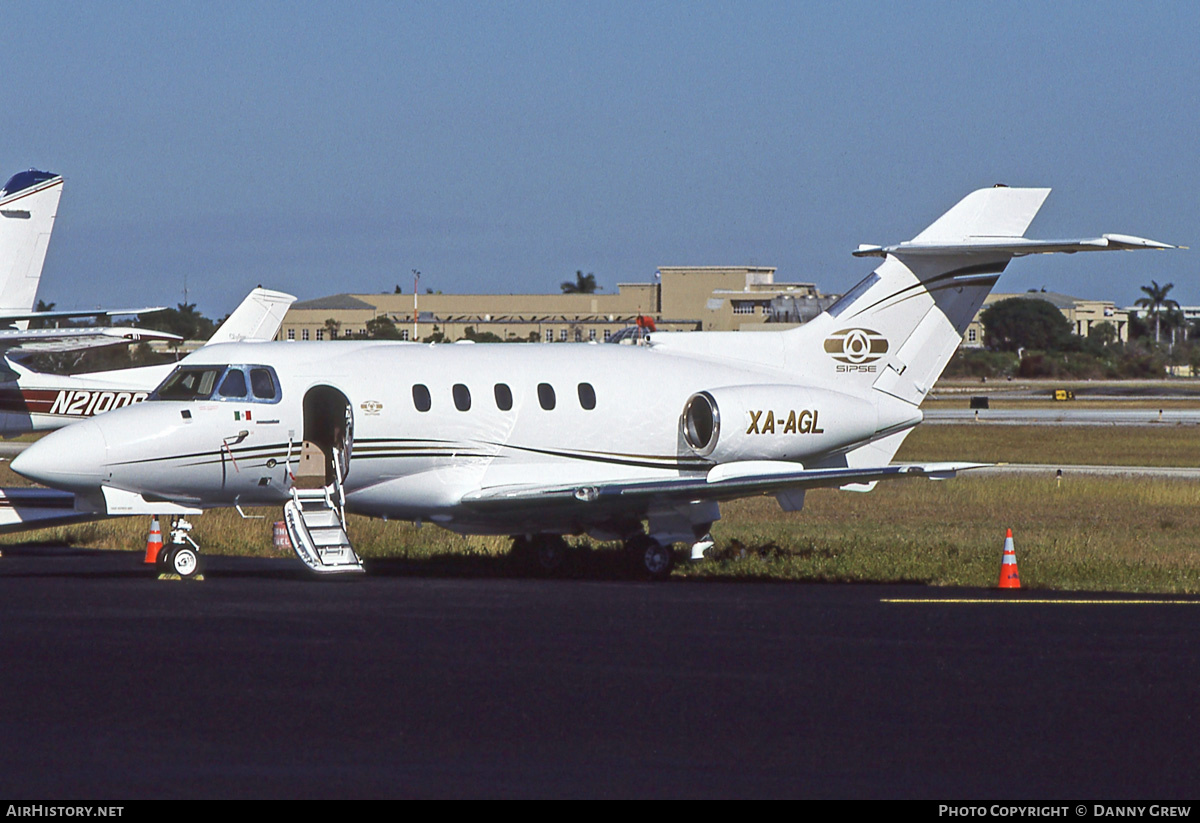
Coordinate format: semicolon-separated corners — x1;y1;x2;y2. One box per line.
10;186;1179;579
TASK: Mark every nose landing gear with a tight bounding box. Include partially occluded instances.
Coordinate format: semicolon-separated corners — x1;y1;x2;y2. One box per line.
154;517;204;580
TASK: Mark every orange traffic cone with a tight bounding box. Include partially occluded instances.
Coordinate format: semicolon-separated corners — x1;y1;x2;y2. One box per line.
997;528;1021;589
144;516;164;564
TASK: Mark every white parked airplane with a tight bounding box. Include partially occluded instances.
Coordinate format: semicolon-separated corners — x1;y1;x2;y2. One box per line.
9;186;1180;578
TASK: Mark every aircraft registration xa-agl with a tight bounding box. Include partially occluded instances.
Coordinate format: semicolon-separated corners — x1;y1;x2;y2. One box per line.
11;186;1180;578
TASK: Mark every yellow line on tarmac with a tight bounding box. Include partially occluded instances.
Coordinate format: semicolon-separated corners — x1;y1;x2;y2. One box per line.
882;598;1200;605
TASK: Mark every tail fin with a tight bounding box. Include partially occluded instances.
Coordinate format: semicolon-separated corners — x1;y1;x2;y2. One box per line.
909;186;1049;243
794;186;1177;406
0;171;63;317
206;287;297;345
791;186;1178;475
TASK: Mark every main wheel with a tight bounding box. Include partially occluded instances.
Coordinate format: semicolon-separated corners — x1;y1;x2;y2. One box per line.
510;534;569;575
534;535;569;574
627;535;674;581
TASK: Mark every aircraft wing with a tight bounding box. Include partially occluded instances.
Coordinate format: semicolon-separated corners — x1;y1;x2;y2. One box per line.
0;487;104;533
459;460;988;511
0;326;181;355
0;306;168;324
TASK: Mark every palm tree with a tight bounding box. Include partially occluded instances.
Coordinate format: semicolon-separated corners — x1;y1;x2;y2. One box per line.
1135;280;1179;343
1163;306;1188;347
560;270;599;294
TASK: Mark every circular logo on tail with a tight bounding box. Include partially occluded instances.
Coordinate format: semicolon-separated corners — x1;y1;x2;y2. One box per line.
824;328;889;364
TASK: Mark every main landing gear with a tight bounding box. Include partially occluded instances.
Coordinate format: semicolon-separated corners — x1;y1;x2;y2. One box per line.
510;534;571;575
625;534;675;581
510;532;677;580
154;517;204;580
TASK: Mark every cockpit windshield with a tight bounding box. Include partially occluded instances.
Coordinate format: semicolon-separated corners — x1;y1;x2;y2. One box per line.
151;365;281;403
154;367;224;400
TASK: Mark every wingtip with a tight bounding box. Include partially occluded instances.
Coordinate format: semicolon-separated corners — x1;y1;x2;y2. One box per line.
1101;233;1182;251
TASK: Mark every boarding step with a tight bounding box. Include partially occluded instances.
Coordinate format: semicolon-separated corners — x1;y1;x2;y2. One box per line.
284;489;362;575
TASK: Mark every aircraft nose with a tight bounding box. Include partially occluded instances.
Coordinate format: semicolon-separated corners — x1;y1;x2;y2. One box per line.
11;420;109;491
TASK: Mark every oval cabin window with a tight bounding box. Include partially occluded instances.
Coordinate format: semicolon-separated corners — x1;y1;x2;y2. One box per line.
453;384;471;412
577;382;596;410
412;384;432;412
494;383;513;411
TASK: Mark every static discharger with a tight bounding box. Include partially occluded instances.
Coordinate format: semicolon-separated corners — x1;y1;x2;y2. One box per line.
144;516;163;565
998;528;1021;589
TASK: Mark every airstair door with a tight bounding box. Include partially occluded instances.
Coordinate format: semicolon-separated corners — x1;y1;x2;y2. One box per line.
284;387;362;575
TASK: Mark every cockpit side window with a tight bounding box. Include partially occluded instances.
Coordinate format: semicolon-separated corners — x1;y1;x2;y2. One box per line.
250;368;278;400
218;369;248;398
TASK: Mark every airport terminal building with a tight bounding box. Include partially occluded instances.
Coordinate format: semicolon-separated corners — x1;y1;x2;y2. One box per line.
278;267;837;343
278;268;1130;351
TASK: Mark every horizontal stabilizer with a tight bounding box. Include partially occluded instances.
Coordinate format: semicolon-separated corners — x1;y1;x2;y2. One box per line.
853;233;1181;258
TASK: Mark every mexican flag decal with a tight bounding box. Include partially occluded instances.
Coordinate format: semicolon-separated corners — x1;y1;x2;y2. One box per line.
234;410;252;421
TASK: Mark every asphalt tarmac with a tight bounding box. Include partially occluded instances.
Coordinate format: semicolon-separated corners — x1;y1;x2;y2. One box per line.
1;548;1199;799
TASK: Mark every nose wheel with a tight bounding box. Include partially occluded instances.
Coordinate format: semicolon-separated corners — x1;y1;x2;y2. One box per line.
154;517;204;580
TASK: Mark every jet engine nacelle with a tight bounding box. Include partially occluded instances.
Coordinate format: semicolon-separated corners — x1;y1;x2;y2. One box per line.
680;384;878;463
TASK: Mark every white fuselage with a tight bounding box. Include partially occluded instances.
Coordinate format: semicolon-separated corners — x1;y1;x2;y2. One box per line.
16;338;915;535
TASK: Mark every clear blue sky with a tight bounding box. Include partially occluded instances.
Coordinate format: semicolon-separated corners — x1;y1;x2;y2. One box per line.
3;1;1194;317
